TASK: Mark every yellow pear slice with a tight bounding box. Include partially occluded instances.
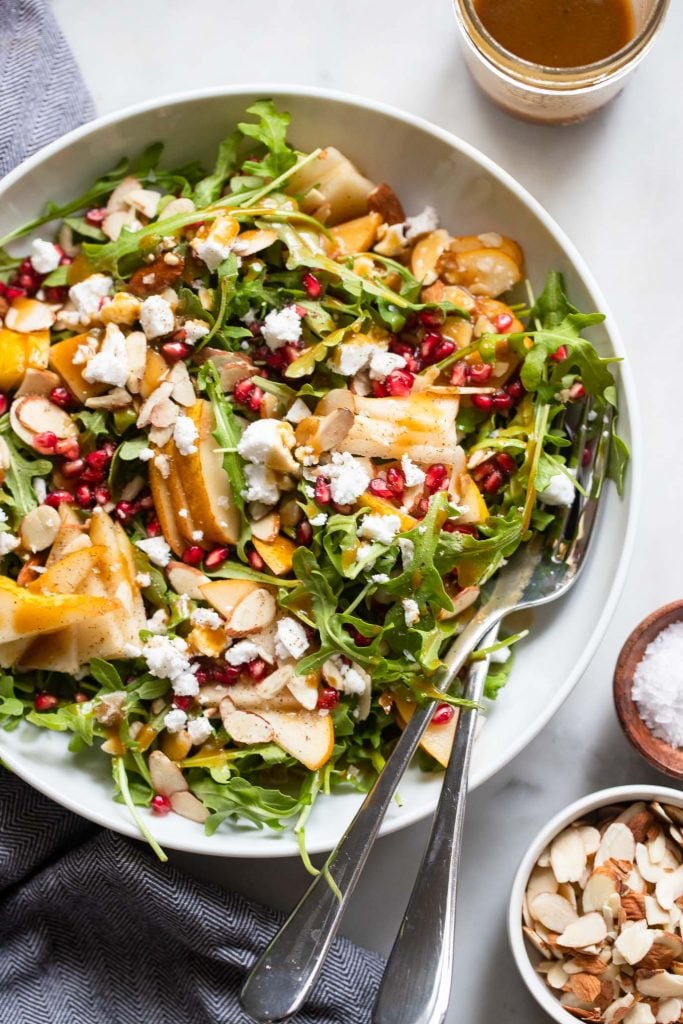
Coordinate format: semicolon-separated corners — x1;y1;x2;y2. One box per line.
0;576;116;643
395;695;459;769
148;454;185;556
19;629;80;675
179;401;239;545
258;709;335;770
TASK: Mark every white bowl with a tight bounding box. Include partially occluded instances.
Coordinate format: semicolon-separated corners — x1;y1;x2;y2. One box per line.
0;86;641;857
508;784;683;1023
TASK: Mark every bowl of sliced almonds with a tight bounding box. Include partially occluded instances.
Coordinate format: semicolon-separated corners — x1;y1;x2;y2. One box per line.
509;785;683;1023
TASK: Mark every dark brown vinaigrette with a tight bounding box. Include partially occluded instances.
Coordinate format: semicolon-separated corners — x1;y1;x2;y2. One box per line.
472;0;635;68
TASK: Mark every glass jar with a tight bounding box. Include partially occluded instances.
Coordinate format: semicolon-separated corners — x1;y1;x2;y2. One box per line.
453;0;670;124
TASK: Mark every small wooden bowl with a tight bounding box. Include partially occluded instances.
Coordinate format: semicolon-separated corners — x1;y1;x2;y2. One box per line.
614;600;683;779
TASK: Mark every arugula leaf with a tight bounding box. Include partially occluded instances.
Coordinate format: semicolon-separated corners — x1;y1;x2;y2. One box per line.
608;431;630;496
189;773;304;834
89;658;124;693
0;431;52;519
238;101;299;180
0;676;24;722
193;131;240;207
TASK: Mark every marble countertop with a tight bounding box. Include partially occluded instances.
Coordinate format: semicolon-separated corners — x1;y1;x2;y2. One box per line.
50;1;683;1018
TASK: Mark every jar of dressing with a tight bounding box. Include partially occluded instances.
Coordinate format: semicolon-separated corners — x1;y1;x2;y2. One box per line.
453;0;670;124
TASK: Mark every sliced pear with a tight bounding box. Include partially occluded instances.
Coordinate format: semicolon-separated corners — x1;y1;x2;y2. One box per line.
179;401;239;545
252;535;297;576
199;579;277;636
46;525;90;567
329;212;382;256
0;638;30;668
49;332;107;403
286;146;375;224
359;492;417;532
338;391;461;464
162;442;204;545
28;545;105;595
443;248;522;298
19;629;80;675
457;474;488;525
395;695;459;769
0;576;117;643
258;709;334;770
148;453;185;557
139;349;170;399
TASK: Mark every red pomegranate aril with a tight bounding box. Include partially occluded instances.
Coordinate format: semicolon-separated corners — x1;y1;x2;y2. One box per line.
75;485;93;508
34;693;58;712
451;523;478;536
496;452;517;476
471;394;493;412
433;339;456;361
213;665;240;685
49;386;73;409
247;548;265;571
450;363;468;386
99;441;117;461
468;363;493;385
294;304;308;319
317;688;340;710
59;254;73;267
151;794;172;816
18;273;38;292
506;378;525;401
371;381;388;398
56;438;80;460
85;449;109;472
368;477;393;500
550;345;568;363
283;343;302;365
93;486;110;506
386;466;405;498
432;702;455;726
161;340;190;361
33;431;58;453
384;368;414;397
415;496;431;519
420;332;443;365
246;386;264;411
472;460;496;483
492;391;513;411
146;518;161;537
182;546;204;567
44;285;68;303
418;308;443;328
314;477;331;506
44;490;73;508
233;377;255;404
114;500;136;523
85;207;107;226
296;521;313;546
173;695;193;712
194;669;209;686
569;382;586;400
0;393;7;416
348;627;372;647
62;458;85;479
425;463;448;495
483;469;505;495
302;271;322;298
582;444;592;467
79;465;105;484
493;312;514;334
246;658;267;681
74;692;89;703
135;494;154;512
204;546;230;569
5;285;26;301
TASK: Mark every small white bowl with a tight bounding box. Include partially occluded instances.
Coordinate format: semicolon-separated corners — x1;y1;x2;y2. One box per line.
508;784;683;1024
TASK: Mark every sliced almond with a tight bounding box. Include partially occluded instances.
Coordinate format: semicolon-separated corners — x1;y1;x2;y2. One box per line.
15;367;61;397
558;913;608;950
641;933;683;972
622;893;647;922
19;505;60;553
529;892;579;933
551;827;588;884
656;867;683;911
166;561;210;600
645;895;672;927
547;961;569;989
637;843;666;884
636;971;683;998
623;1005;656;1024
526;865;559;905
169;790;209;823
523;925;553;959
656;997;682;1023
168;360;196;407
649;829;667;865
219;696;274;744
286;671;319;711
615;921;656;966
597;824;636;868
566;953;609;976
251;512;280;543
256;664;296;699
224;588;277;636
578;826;602;856
11;395;78;446
569;973;602;1003
604;994;636;1023
148;749;188;797
232;228;278;256
583;869;619;914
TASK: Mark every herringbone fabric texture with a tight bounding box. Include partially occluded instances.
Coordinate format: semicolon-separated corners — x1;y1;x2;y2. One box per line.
0;5;385;1021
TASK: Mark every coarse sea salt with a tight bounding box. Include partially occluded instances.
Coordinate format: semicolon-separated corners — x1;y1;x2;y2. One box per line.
632;621;683;747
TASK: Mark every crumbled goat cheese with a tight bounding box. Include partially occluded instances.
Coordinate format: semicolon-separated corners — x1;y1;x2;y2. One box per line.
141;634;198;697
241;308;258;326
187;716;213;745
242;464;279;505
261;306;302;350
72;336;98;366
135;572;151;588
358;513;402;545
237;418;295;467
0;532;20;556
135;536;172;567
140;294;175;339
191;220;236;271
173;414;199;455
323;453;371;506
191;608;223;630
401;454;426;488
146;609;168;634
368;350;406;380
82;322;129;387
32;478;47;504
405;206;439;241
225;640;261;666
285;398;311;424
178;508;188;518
632;622;683;748
0;509;7;523
191;530;204;542
330;655;367;696
538;471;575;507
138;447;154;462
398;537;415;569
374;223;407;257
275;617;310;661
402;598;420;626
309;512;328;527
490;645;511;665
68;274;113;321
371;573;390;584
182;319;210;345
31;238;61;274
154;453;171;479
164;709;188;734
335;340;380;377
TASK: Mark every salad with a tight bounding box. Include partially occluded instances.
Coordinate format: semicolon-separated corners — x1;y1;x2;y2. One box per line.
0;101;628;858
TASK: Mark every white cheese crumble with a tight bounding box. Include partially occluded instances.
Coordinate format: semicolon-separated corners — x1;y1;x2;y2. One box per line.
135;572;151;588
146;609;168;635
538;471;575;507
368;350;406;381
309;512;328;527
374;223;407;258
82;322;130;387
154;453;171;479
225;640;260;666
164;708;188;734
401;454;426;488
237;419;295;472
398;537;415;569
261;306;302;350
187;715;213;745
138;447;154;462
275;617;310;661
335;340;380;377
285;398;311;424
135;536;172;567
405;206;439;241
142;634;199;697
323;453;371;506
0;532;20;556
173;414;198;455
402;598;420;626
358;513;402;545
183;319;210;345
33;478;47;504
490;645;511;665
371;573;390;584
191;530;204;542
178;508;188;519
0;509;7;523
68;274;113;321
242;464;279;505
191;608;223;629
140;294;175;339
329;655;367;696
31;238;61;274
191;220;236;271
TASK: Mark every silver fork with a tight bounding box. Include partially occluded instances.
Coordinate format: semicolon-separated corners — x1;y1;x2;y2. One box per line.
240;400;613;1024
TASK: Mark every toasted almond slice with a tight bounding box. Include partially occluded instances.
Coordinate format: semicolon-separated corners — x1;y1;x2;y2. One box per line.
148;749;188;797
604;994;636;1023
560;882;578;911
530;892;579;933
615;921;656;966
637;843;666;884
636;971;683;998
622;1005;656;1024
669;825;683;848
641;933;683;972
650;829;667;864
622;893;647;922
578;826;602;856
625;864;648;895
169;791;209;823
656;867;683;910
596;824;636;867
19;505;60;553
537;847;551;868
565;953;609;976
251;511;280;543
583;869;619;914
663;805;683;827
551;827;588;884
256;664;296;699
11;395;78;446
656;997;682;1023
286;671;319;711
672;962;683;976
616;802;648;826
219;696;274;744
224;588;277;636
166;562;210;599
569;972;602;1003
645;895;672;927
526;866;559;904
558;912;608;949
523;925;553;959
168;360;196;407
547;961;570;989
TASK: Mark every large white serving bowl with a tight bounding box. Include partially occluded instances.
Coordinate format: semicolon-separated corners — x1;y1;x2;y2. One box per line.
0;86;640;857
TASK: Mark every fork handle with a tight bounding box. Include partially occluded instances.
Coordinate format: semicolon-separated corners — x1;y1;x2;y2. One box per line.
240;611;501;1024
372;628;499;1024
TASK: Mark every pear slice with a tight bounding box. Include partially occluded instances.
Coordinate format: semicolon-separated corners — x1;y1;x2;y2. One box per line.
148;453;185;556
395;694;459;769
258;708;335;771
0;576;116;643
19;628;80;675
177;401;239;545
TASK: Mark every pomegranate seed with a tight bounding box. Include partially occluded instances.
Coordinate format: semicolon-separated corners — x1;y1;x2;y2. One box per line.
415;496;431;518
161;340;190;361
75;484;93;508
5;285;26;301
506;378;525;401
212;665;240;685
493;312;514;333
135;494;154;512
33;430;58;453
317;688;340;710
386;466;405;498
85;449;110;472
418;308;443;328
483;469;505;495
18;273;38;292
194;670;209;685
44;285;68;303
57;438;81;461
491;390;512;411
432;702;455;726
233;378;255;404
433;339;456;361
114;501;136;523
550;345;568;363
371;381;388;397
472;460;496;483
425;464;448;495
294;304;308;318
302;271;322;298
79;465;105;484
204;546;230;569
347;626;372;647
93;485;110;505
314;477;331;505
34;693;58;712
151;794;172;815
368;477;393;500
49;386;73;409
471;394;493;412
247;548;265;571
384;368;414;397
420;332;444;366
582;444;592;467
468;363;493;385
452;523;478;536
44;490;73;507
296;521;313;546
85;207;107;226
450;363;468;386
0;280;5;295
62;458;85;478
146;518;161;537
59;254;73;267
0;393;7;416
569;382;586;400
182;546;204;567
283;343;302;365
246;658;267;681
496;452;517;476
173;695;193;712
99;441;117;461
74;692;89;703
246;385;264;411
171;328;187;343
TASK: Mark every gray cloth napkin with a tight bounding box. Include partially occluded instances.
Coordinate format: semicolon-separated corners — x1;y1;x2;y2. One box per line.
0;3;386;1021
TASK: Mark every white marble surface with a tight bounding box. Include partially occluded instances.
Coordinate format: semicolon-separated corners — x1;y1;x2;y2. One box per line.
50;1;683;1019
